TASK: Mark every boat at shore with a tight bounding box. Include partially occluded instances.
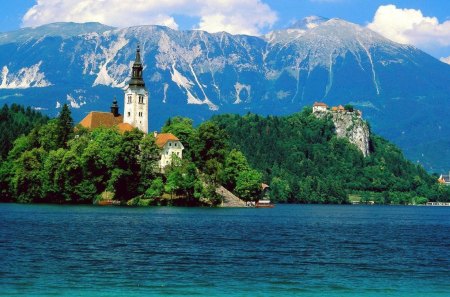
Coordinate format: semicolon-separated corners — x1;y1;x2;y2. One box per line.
96;200;120;206
255;199;274;208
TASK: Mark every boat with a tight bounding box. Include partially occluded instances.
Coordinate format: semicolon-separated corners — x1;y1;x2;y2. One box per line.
97;200;120;206
255;199;274;208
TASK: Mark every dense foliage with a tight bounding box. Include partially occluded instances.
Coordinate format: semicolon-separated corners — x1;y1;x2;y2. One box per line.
0;108;261;205
212;108;450;204
1;105;448;205
0;104;49;159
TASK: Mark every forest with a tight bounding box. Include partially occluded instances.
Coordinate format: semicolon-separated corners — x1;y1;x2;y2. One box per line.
1;104;449;205
0;104;261;206
211;108;450;204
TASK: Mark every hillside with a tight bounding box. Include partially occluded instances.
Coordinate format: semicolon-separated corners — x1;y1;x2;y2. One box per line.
1;19;450;171
212;108;449;204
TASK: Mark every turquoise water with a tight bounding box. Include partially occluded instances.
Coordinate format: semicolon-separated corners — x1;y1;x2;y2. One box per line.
1;204;449;296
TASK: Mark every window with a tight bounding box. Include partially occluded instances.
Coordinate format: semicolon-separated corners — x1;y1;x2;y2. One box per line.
127;112;130;117
127;95;132;104
175;143;177;147
138;95;144;104
169;142;171;146
138;112;142;117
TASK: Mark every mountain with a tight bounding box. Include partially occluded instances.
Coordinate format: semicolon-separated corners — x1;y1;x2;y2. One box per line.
1;19;450;171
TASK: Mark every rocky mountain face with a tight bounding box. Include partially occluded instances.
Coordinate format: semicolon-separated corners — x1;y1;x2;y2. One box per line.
1;19;450;171
314;109;370;157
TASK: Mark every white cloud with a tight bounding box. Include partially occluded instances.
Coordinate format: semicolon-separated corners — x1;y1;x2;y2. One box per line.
368;5;450;48
440;56;450;65
21;0;277;35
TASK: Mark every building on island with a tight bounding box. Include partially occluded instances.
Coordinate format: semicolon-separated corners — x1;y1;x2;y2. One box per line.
154;132;184;170
123;45;148;134
79;97;134;133
80;45;148;134
312;102;328;113
312;102;362;118
79;45;183;169
438;173;450;185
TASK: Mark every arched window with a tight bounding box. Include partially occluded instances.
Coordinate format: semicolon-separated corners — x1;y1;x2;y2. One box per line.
138;95;144;104
127;95;132;104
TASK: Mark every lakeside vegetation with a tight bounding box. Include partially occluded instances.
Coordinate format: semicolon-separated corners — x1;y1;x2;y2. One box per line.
0;104;449;205
0;104;261;206
211;108;450;204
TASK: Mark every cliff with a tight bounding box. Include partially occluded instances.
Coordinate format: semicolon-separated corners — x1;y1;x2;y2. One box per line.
314;110;370;157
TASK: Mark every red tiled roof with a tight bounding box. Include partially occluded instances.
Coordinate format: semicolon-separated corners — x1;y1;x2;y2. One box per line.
313;102;328;107
155;133;179;148
79;112;123;129
117;122;134;133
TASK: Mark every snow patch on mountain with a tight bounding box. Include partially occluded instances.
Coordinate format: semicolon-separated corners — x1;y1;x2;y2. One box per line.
234;82;251;104
170;64;218;110
441;56;450;65
92;33;129;87
0;62;52;89
66;94;87;109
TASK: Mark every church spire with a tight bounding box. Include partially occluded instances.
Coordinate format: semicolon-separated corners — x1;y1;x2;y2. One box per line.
128;44;145;88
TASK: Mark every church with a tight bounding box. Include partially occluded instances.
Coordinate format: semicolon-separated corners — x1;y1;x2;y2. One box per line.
79;45;184;169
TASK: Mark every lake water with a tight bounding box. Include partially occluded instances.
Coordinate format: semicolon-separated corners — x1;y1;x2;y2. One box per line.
0;204;449;296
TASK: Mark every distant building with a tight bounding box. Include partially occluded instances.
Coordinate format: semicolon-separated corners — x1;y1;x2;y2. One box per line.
312;102;328;112
154;132;184;170
336;105;345;112
438;174;450;185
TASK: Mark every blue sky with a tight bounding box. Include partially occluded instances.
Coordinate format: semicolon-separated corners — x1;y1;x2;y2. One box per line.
1;0;449;60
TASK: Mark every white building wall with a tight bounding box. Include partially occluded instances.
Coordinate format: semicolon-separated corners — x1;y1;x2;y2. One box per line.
159;140;184;168
123;87;148;133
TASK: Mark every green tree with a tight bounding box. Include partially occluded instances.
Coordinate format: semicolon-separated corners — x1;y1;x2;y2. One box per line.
11;148;47;203
145;177;164;199
222;149;250;191
57;104;74;148
269;177;290;203
235;169;262;201
139;133;161;191
193;121;227;172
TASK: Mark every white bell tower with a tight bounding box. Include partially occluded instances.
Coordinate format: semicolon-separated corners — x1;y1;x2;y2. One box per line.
124;45;148;133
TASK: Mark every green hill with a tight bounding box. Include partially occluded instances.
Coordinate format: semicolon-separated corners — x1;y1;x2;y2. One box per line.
211;108;449;204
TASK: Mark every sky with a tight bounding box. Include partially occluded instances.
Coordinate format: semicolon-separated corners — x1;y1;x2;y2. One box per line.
0;0;449;61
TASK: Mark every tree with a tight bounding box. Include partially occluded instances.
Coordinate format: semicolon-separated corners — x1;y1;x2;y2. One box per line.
38;120;60;151
11;148;47;203
57;104;74;148
145;177;165;199
344;104;354;112
270;177;290;203
235;169;262;201
222;149;250;191
193;121;227;171
165;169;183;199
139;133;161;191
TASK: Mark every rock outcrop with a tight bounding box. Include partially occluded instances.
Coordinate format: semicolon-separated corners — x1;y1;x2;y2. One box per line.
216;185;246;207
314;109;370;157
